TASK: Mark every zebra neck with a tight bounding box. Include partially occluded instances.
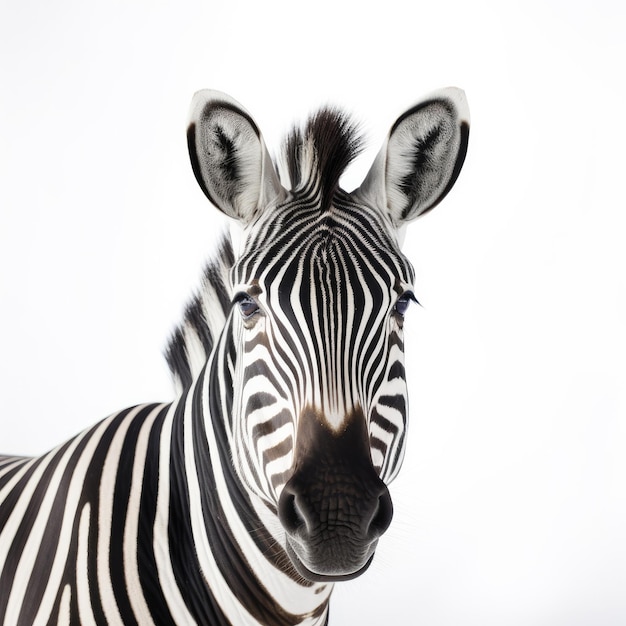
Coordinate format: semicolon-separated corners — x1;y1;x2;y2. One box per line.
159;340;332;625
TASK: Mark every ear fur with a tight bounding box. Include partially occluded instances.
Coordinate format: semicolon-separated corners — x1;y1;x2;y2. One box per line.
187;90;283;224
358;88;469;226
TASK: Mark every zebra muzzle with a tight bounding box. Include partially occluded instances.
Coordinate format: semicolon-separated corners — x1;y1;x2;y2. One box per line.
277;407;394;582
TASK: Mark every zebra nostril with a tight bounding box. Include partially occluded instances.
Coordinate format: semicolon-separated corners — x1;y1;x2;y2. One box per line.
369;489;393;536
278;488;306;535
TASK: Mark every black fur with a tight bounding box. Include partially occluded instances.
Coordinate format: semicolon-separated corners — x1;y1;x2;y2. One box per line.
283;108;363;211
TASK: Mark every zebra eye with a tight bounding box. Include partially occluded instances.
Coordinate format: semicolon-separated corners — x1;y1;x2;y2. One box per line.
235;294;260;320
393;292;417;317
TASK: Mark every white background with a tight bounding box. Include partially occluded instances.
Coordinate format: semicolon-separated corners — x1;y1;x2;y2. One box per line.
1;0;625;623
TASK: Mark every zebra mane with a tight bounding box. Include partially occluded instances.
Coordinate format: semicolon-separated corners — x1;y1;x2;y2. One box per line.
282;108;364;209
165;234;234;391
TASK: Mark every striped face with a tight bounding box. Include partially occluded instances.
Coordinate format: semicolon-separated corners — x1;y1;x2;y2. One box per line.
230;194;415;493
229;197;414;580
188;89;469;581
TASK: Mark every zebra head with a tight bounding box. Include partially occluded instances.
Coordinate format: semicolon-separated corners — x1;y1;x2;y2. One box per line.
187;90;469;582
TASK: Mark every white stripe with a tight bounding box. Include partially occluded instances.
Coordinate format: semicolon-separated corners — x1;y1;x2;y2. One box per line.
76;503;97;625
123;405;162;626
56;585;71;626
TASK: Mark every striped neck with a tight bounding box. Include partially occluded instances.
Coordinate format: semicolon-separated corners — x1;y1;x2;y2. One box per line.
158;327;332;625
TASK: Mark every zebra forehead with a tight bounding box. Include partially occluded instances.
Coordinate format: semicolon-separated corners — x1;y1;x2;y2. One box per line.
236;194;414;282
236;215;414;295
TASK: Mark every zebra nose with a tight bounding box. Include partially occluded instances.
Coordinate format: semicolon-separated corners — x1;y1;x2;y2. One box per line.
277;477;394;540
370;486;394;535
277;487;305;535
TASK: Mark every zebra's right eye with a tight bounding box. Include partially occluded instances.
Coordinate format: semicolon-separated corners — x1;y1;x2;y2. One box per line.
235;294;260;320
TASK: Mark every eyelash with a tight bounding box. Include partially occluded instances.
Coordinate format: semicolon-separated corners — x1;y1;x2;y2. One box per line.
393;292;418;317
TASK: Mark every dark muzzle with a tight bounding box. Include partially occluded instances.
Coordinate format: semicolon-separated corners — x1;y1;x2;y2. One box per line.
277;407;393;581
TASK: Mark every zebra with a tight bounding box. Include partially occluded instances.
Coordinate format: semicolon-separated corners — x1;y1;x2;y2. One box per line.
0;87;469;625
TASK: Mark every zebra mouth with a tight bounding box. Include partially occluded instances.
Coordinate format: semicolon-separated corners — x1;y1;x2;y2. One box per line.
284;538;377;583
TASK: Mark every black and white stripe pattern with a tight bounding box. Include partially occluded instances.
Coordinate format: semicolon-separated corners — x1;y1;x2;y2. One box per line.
0;88;469;624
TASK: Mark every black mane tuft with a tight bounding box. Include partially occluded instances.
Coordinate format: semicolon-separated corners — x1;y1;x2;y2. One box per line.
283;108;363;210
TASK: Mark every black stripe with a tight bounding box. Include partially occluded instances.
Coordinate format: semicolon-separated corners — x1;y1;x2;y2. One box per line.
137;405;178;626
167;381;228;625
109;405;160;625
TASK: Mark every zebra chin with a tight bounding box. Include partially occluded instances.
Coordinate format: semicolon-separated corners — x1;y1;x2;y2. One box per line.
276;406;394;582
283;535;379;582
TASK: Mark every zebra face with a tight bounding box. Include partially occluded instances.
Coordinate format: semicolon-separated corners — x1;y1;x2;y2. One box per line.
188;90;469;581
229;208;414;580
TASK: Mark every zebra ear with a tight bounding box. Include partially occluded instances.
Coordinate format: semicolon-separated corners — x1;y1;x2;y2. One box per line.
358;88;470;226
187;90;283;224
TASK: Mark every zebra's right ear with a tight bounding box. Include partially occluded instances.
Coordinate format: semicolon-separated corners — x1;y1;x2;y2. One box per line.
187;90;284;224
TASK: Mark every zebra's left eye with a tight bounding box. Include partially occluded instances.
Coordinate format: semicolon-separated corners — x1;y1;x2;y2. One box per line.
393;292;417;317
235;294;260;320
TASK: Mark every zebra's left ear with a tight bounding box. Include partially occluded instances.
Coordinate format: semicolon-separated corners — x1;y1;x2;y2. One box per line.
358;88;470;226
187;90;284;224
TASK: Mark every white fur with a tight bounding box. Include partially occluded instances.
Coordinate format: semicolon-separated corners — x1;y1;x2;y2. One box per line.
357;87;469;229
189;90;283;224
